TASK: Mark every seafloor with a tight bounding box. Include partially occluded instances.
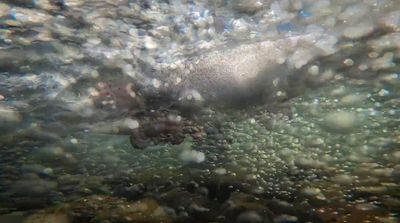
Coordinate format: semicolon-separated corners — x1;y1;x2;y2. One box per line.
0;0;400;222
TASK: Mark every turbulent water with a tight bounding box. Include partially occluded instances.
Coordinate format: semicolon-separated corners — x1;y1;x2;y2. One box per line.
1;0;400;222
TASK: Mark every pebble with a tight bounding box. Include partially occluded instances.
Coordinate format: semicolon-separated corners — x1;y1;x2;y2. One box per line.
274;214;298;223
180;149;205;163
12;178;57;196
355;186;387;195
236;211;263;223
0;105;22;130
340;94;367;105
21;164;53;177
330;86;347;96
343;58;354;66
322;111;360;133
342;22;374;39
152;78;161;88
354;203;379;211
307;65;319;76
392;151;400;160
301;187;321;197
36;146;65;160
371;52;395;71
338;4;369;21
331;174;354;185
144;36;158;50
24;213;70;223
124;118;139;129
189;203;210;213
214;168;227;175
231;0;264;14
70;138;78;144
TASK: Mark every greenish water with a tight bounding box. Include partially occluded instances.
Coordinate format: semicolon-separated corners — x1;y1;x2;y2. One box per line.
0;0;400;222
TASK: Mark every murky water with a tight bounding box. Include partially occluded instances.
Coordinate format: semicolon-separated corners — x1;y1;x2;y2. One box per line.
1;0;400;222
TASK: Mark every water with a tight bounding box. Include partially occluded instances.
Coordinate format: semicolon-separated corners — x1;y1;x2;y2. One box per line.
0;0;400;222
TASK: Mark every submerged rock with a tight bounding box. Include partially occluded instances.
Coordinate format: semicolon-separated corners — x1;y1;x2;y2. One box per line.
231;0;265;14
0;105;22;132
156;34;337;107
222;192;274;223
23;212;69;223
322;111;361;133
0;0;400;222
20;195;172;223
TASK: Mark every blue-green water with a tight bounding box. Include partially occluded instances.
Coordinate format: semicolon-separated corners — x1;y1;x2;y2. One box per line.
0;1;400;222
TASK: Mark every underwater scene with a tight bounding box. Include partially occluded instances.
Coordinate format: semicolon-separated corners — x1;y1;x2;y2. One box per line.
0;0;400;222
